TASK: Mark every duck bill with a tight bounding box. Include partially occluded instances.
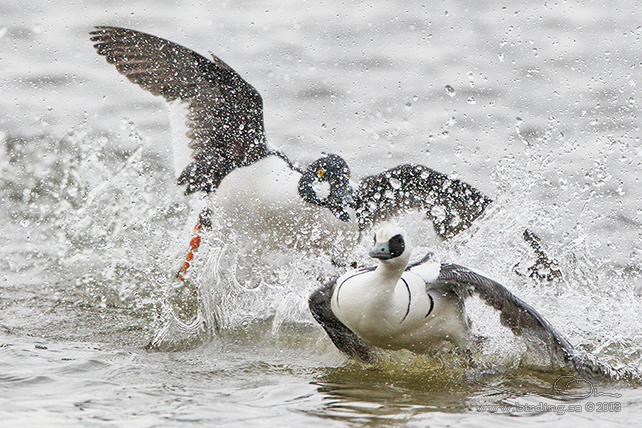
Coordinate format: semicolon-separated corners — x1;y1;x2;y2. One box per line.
369;243;392;260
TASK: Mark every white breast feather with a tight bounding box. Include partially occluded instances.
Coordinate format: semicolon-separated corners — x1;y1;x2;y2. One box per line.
211;157;358;252
331;260;471;352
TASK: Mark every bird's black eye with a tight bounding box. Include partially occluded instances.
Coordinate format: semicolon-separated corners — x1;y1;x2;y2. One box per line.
388;234;405;258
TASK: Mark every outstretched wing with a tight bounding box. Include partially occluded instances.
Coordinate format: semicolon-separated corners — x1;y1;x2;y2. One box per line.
435;263;574;362
355;164;492;238
309;278;373;362
90;26;270;194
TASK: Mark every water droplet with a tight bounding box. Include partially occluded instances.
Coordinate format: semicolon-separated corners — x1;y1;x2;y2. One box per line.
498;52;504;62
467;97;476;104
430;206;446;222
445;85;456;97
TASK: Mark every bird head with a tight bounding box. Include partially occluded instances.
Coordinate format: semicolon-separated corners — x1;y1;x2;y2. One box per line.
298;153;354;222
369;223;411;267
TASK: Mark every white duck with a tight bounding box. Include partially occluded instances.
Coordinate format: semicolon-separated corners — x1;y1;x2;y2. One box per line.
310;223;574;364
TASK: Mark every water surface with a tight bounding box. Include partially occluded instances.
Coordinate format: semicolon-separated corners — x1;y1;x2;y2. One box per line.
1;0;641;425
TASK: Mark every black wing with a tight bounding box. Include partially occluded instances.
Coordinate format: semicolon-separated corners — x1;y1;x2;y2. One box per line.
355;164;492;238
309;278;373;362
90;26;270;194
435;263;574;362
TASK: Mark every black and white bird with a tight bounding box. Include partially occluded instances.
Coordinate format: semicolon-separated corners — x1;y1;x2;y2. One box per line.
89;28;491;244
89;26;557;279
309;223;574;364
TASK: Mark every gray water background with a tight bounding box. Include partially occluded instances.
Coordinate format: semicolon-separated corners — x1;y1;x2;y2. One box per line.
1;0;642;426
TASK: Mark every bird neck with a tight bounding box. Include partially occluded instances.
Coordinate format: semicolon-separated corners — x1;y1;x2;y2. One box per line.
268;149;304;174
373;258;408;285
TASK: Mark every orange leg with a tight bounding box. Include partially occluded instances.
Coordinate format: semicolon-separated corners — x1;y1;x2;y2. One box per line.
178;222;202;281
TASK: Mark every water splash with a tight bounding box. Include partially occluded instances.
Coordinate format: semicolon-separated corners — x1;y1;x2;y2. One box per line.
3;122;640;379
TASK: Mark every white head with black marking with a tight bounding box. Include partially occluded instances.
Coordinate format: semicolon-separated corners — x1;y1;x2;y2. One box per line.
369;223;411;268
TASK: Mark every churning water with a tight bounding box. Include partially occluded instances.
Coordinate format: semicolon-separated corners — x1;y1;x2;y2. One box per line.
1;0;642;425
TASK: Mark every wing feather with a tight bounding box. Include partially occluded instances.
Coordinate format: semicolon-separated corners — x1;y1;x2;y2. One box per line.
355;164;492;238
309;278;373;362
90;26;269;193
436;263;574;361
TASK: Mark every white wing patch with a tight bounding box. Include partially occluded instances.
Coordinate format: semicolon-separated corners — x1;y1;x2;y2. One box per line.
408;261;441;283
167;100;193;179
